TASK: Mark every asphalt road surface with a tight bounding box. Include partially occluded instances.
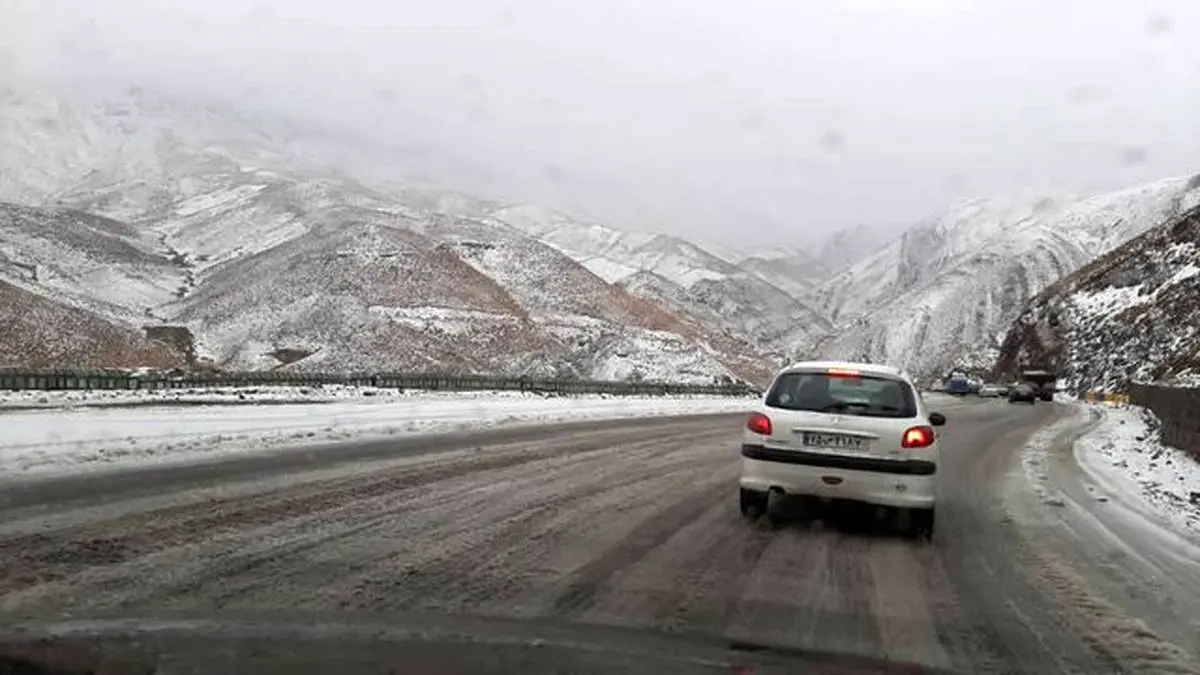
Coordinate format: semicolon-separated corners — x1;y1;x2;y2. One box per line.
0;397;1198;674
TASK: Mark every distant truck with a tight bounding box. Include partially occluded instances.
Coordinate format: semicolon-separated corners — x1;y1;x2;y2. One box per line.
1020;369;1057;402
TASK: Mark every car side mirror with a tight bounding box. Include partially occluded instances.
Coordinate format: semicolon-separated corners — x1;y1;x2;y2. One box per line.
928;412;946;427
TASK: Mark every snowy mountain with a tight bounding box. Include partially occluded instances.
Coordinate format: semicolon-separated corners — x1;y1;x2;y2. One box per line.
0;203;183;322
486;203;833;353
738;251;831;298
817;224;894;273
995;195;1200;391
0;89;775;383
491;203;735;287
809;177;1200;380
16;84;1194;387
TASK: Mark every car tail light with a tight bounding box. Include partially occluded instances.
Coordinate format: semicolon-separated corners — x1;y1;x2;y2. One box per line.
747;412;773;435
901;425;935;448
826;367;861;378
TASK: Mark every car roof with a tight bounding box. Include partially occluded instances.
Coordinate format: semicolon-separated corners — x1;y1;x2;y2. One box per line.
779;360;904;377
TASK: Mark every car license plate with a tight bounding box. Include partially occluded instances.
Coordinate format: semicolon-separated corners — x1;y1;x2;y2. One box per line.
801;432;868;452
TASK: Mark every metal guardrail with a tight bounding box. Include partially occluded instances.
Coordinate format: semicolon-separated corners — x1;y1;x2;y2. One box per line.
0;369;758;398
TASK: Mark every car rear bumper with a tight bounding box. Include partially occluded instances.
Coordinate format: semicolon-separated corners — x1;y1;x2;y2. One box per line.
739;445;936;508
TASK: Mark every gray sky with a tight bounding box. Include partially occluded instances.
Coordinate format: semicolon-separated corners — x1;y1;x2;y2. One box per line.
5;0;1200;247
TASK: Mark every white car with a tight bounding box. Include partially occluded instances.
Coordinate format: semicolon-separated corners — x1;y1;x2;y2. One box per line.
739;360;946;538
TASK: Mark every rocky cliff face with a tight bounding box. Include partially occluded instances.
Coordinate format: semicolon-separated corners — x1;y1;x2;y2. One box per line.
995;198;1200;392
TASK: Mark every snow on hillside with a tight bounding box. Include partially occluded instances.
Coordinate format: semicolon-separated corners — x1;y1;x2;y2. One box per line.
812;176;1200;380
0;91;139;205
0;89;300;216
0;203;182;322
738;252;831;298
817;224;895;274
159;205;755;383
619;266;830;362
153;176;408;279
410;213;760;383
996;196;1200;391
626;234;743;287
0;88;779;384
0;279;184;370
165;210;544;372
418;213;664;323
485;202;831;363
491;203;740;288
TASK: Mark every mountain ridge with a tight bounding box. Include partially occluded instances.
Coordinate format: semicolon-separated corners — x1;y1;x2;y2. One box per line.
807;176;1200;380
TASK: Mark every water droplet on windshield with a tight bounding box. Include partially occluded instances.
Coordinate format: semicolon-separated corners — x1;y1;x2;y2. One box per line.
542;164;566;183
249;3;275;21
820;131;844;152
1066;84;1104;107
495;7;516;25
1120;147;1147;166
1146;14;1172;37
373;88;396;105
944;173;968;192
739;112;765;132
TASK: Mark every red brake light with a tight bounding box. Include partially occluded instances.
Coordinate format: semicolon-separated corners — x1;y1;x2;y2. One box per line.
826;368;861;379
901;425;935;448
747;412;773;435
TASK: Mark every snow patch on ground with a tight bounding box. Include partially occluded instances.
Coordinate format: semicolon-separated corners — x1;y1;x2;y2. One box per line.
1070;285;1146;316
0;391;755;476
578;256;639;284
1075;404;1200;537
0;385;468;409
368;306;520;336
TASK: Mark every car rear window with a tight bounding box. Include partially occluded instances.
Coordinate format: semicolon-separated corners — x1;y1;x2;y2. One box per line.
765;371;917;418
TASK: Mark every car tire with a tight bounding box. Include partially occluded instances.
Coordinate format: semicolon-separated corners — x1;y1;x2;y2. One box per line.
909;507;935;540
740;488;768;520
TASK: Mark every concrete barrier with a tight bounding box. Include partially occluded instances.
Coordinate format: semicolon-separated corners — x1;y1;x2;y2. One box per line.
1127;384;1200;460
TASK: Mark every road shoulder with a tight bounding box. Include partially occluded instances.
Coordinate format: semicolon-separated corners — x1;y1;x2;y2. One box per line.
1000;400;1200;672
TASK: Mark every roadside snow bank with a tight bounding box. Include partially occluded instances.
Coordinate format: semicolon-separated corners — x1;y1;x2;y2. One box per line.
1075;404;1200;537
0;385;621;409
0;392;755;476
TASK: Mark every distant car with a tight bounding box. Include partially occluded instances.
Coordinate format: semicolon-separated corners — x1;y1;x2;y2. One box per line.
1008;384;1037;404
978;384;1002;398
740;360;945;539
946;376;971;396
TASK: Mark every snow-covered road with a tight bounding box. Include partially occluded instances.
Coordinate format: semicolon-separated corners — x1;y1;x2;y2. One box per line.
3;392;1196;673
0;390;755;476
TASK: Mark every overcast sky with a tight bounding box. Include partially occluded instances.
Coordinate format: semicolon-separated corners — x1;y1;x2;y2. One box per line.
5;0;1200;247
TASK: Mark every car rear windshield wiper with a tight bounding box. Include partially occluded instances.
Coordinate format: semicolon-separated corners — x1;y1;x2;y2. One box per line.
858;405;909;417
815;401;865;412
